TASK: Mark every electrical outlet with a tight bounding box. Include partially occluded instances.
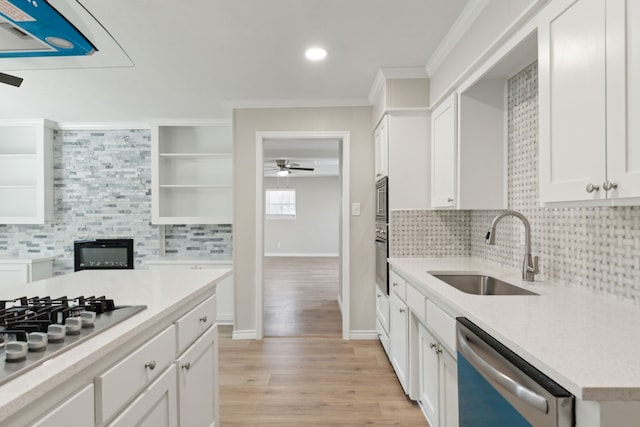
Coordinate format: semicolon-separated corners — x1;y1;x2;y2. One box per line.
276;242;281;249
351;202;361;216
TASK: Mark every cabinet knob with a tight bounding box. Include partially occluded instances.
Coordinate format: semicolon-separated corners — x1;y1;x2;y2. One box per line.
399;308;406;313
199;316;208;323
429;343;437;349
181;362;191;370
586;183;600;193
447;198;453;203
603;181;618;191
376;294;381;299
144;361;156;370
392;282;398;287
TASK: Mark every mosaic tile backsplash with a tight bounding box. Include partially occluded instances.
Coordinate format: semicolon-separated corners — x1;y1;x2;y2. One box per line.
0;129;232;275
393;61;640;304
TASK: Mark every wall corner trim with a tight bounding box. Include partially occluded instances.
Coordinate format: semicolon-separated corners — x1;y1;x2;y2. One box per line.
349;330;379;340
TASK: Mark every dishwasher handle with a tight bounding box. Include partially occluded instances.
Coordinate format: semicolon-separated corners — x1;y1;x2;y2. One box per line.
457;329;549;414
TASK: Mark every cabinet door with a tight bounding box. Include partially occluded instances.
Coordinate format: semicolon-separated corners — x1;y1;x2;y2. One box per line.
389;293;409;394
109;365;178;427
375;287;390;335
608;0;640;199
418;324;439;427
0;264;28;286
431;94;456;208
32;384;94;427
176;325;218;427
539;0;607;203
374;116;389;179
439;348;458;427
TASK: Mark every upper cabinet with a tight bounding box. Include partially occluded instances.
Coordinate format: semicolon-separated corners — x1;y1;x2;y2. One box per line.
430;94;457;208
0;119;54;224
371;75;430;210
374;116;389;179
151;121;233;224
539;0;640;205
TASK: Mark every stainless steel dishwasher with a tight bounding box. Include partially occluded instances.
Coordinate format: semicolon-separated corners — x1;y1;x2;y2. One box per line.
456;318;574;426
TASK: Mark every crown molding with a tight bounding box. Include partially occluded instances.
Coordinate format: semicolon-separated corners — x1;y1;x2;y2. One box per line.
425;0;490;77
367;67;429;104
228;97;371;111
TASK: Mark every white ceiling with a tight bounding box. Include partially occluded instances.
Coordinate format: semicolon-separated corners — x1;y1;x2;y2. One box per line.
0;0;469;123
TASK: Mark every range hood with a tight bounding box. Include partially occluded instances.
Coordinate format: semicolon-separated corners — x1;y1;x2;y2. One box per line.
0;0;96;58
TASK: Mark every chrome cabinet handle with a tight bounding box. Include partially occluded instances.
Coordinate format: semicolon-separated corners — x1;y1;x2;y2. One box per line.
447;198;453;203
182;362;191;370
144;361;156;370
392;282;398;287
399;308;405;313
586;183;600;193
603;181;618;191
429;343;437;349
199;316;208;323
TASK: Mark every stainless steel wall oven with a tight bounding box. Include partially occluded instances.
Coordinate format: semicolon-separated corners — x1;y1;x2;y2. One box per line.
375;177;388;294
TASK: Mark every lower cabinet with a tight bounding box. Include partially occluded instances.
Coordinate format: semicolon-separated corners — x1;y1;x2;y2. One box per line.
389;291;409;393
176;325;219;427
0;257;55;286
385;267;459;427
31;384;95;427
108;365;178;427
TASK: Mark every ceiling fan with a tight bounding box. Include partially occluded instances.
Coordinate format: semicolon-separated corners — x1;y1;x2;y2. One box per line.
265;159;315;176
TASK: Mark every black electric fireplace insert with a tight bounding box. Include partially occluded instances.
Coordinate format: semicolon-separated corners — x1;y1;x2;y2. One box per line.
74;239;134;272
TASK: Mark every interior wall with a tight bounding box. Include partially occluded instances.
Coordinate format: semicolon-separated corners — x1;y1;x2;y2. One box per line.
429;0;544;106
264;176;340;256
233;106;374;334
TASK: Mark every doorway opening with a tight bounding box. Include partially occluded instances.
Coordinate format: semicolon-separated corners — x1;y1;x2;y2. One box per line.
255;131;350;340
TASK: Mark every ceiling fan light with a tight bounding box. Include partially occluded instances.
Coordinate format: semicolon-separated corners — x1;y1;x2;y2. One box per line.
277;169;289;177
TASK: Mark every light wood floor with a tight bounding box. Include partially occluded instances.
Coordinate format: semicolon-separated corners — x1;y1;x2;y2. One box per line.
264;257;342;337
218;257;427;425
219;325;427;426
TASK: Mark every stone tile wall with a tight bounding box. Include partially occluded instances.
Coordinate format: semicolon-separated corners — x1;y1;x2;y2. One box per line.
0;129;232;275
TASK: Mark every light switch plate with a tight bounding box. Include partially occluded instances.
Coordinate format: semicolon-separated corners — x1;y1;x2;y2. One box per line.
351;202;361;216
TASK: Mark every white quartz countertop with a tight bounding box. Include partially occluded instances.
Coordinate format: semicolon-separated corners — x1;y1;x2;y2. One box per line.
388;257;640;402
0;268;231;422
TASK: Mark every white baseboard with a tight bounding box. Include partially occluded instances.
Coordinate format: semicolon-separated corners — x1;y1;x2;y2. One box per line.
349;330;379;340
264;253;339;257
232;329;257;340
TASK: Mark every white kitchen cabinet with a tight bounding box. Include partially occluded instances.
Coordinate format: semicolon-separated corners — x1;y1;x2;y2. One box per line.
374;116;389;179
431;88;506;210
419;323;440;426
431;94;457;208
96;325;176;423
108;365;178;427
176;324;219;427
151;121;233;224
538;0;640;205
146;258;233;324
376;286;390;356
0;119;54;224
418;314;458;427
389;291;409;394
0;257;55;286
31;385;94;427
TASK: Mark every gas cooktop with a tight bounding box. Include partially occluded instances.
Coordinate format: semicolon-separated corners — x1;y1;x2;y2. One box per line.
0;296;146;386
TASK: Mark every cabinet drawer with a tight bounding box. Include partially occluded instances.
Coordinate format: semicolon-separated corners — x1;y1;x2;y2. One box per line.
32;384;94;427
389;270;406;300
426;300;456;355
375;287;390;334
176;295;216;355
96;325;176;423
406;283;426;324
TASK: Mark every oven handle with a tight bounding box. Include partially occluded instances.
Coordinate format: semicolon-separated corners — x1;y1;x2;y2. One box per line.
457;328;549;414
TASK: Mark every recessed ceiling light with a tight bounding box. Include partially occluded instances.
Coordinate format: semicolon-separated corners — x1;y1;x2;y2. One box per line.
305;47;327;61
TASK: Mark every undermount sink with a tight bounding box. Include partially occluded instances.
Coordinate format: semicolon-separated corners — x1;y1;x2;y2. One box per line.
430;273;538;296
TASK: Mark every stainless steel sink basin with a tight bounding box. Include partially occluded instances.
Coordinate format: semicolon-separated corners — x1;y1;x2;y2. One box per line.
431;274;538;296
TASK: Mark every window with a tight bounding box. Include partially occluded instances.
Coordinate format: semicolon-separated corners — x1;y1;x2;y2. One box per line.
265;189;296;219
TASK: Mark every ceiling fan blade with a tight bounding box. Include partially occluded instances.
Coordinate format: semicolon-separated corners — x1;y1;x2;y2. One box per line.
288;167;315;171
0;72;23;87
